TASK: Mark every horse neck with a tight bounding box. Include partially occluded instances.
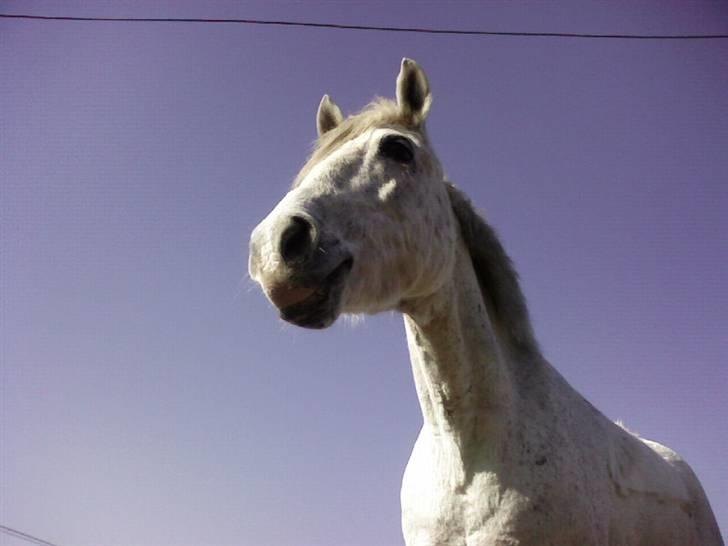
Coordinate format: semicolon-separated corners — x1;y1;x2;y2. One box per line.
401;235;516;451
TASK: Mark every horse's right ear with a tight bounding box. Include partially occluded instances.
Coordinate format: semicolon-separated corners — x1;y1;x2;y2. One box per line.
396;58;432;125
317;94;344;137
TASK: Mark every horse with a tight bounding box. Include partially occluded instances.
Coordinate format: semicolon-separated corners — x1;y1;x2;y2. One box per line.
248;59;723;546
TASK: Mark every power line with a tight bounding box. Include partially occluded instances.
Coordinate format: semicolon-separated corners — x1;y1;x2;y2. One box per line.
1;13;727;39
0;525;64;546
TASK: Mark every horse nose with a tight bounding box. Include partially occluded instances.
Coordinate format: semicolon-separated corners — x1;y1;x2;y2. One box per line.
279;215;318;265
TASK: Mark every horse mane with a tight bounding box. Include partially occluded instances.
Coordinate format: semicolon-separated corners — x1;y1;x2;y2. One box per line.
293;98;417;188
446;183;540;356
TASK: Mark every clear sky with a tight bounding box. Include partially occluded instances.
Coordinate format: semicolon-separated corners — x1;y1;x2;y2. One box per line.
1;2;726;545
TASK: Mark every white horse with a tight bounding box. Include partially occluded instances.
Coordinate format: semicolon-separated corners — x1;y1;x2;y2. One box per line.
249;59;723;546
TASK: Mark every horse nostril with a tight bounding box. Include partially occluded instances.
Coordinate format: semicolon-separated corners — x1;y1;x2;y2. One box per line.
280;215;316;265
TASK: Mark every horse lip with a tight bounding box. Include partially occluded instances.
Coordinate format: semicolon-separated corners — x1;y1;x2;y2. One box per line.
268;283;317;309
279;256;353;329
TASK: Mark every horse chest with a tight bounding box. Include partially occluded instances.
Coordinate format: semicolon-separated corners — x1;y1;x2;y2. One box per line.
400;427;597;546
401;430;531;546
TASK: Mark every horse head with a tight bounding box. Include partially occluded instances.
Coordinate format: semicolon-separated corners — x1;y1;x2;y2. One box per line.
249;59;456;328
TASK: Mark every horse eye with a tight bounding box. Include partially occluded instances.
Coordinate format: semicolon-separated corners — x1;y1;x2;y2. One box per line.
379;135;414;163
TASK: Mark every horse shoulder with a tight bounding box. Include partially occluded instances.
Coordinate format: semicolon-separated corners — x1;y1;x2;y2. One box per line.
610;434;725;545
608;431;691;502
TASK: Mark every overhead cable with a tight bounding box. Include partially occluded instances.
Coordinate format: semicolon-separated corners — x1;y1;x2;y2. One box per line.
1;13;727;39
0;525;64;546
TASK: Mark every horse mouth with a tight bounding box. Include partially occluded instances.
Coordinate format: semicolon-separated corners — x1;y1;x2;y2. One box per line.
279;257;353;329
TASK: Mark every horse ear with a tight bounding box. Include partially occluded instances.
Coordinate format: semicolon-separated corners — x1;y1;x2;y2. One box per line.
396;58;432;125
317;94;344;137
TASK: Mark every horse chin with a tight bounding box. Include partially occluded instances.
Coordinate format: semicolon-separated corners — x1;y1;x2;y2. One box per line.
278;257;353;329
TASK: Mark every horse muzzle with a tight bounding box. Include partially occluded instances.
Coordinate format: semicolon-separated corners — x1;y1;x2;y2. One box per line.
249;212;353;329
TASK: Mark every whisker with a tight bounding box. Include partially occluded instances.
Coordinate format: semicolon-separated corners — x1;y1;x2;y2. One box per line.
232;271;258;301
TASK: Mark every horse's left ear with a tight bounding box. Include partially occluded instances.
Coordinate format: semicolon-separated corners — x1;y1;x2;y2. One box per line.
396;58;432;125
317;94;344;137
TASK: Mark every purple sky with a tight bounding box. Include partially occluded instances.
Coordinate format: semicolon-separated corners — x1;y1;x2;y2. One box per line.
2;2;727;545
